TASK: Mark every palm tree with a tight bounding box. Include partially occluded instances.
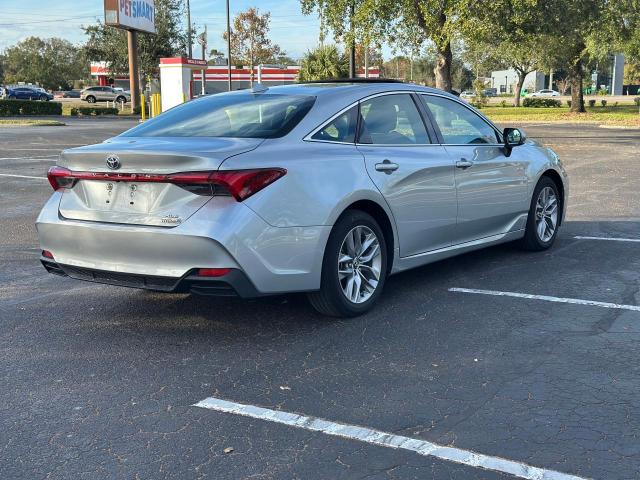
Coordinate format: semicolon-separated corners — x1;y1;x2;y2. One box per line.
298;45;349;81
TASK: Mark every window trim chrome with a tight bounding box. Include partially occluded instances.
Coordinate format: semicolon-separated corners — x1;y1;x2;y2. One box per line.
303;89;509;148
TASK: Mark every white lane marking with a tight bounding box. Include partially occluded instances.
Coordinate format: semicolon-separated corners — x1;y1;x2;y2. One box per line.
0;155;55;160
0;173;47;180
449;287;640;312
574;235;640;243
193;396;586;480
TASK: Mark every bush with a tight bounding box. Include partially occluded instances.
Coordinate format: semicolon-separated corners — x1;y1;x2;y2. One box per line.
600;99;607;107
588;99;596;107
0;99;63;116
499;100;508;108
566;100;572;107
634;97;640;106
522;97;562;108
65;106;119;116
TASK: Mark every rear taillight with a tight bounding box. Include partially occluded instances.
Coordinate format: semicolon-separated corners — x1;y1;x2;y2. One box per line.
42;250;54;259
47;166;76;191
45;167;286;202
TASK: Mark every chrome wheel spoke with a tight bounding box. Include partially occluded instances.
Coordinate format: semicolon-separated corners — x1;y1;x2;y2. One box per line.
338;225;382;304
359;243;380;263
534;186;558;242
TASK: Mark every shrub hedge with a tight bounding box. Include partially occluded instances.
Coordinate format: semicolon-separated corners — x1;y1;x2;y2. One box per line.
522;97;562;108
0;99;63;116
65;106;119;116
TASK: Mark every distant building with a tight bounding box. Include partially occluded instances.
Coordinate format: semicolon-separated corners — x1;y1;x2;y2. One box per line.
490;54;625;95
490;69;545;94
90;61;380;94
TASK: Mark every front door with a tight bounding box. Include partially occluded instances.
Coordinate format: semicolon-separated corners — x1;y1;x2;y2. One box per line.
419;94;527;244
358;93;457;257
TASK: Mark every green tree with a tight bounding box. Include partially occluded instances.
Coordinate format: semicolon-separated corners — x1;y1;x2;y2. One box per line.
83;0;188;86
302;0;471;92
298;44;349;81
223;7;284;83
464;1;553;106
2;37;87;90
0;54;5;84
538;0;640;112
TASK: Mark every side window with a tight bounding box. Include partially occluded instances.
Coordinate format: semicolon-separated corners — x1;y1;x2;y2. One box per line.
311;106;358;143
421;95;499;145
358;94;429;145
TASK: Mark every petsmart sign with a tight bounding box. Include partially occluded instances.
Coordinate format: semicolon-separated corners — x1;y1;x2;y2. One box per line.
104;0;156;34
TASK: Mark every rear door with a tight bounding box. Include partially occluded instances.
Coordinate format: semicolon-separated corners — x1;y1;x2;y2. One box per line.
357;92;457;257
419;94;527;244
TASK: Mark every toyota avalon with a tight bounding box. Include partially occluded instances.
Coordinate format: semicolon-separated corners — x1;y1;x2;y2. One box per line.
37;80;567;317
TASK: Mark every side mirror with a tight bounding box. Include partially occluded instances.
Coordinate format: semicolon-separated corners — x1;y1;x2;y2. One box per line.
503;127;525;156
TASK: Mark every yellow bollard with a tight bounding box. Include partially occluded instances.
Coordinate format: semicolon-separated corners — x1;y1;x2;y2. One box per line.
140;93;146;121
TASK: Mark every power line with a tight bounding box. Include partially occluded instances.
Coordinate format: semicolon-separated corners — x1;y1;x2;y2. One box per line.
0;15;101;27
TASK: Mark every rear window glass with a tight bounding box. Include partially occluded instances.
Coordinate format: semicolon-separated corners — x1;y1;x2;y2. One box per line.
122;92;316;138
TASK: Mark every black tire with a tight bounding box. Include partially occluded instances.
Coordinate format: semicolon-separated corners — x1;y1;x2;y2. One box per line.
519;176;561;251
86;95;96;104
39;95;48;101
115;96;126;103
308;210;388;317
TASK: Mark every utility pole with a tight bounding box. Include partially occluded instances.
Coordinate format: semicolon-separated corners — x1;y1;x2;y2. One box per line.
349;2;355;78
197;25;207;95
226;0;232;91
186;0;192;58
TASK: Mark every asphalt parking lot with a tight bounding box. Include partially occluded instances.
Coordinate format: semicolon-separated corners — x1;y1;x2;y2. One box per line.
1;118;639;479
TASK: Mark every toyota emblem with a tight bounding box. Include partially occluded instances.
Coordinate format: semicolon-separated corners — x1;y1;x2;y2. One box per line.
106;154;121;170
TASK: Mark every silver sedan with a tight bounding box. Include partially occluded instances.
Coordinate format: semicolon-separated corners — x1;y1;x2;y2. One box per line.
37;81;568;317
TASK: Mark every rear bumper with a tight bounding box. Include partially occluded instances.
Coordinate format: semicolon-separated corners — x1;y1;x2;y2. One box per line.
41;257;263;297
36;192;331;294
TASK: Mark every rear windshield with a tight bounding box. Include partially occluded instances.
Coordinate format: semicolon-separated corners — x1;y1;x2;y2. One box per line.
122;92;316;138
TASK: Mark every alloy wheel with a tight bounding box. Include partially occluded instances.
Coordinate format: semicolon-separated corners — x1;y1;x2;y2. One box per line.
337;226;382;304
535;186;558;242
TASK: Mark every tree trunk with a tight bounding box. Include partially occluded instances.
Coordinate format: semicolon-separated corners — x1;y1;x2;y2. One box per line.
513;72;526;107
434;41;452;92
569;58;585;113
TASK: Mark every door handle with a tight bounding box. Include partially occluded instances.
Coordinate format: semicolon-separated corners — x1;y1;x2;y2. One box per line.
375;159;399;174
456;158;474;169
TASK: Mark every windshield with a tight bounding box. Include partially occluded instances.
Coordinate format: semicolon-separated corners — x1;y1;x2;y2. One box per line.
122;92;316;139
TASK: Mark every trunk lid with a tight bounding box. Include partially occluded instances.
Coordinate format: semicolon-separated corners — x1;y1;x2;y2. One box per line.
58;137;262;227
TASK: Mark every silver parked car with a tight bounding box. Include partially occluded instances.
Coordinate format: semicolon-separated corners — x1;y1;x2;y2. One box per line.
37;81;568;317
81;86;131;103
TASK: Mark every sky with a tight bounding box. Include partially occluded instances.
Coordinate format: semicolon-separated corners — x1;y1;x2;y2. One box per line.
0;0;327;60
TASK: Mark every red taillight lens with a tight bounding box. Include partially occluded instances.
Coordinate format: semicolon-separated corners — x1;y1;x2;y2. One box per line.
207;169;286;201
45;167;286;201
47;166;75;190
42;250;54;259
197;268;231;277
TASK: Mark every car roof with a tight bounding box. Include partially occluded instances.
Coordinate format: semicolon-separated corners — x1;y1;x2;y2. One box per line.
264;81;458;102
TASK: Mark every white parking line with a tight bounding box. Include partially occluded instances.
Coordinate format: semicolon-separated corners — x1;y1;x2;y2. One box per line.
449;287;640;312
0;173;47;180
574;235;640;243
0;156;55;161
193;396;586;480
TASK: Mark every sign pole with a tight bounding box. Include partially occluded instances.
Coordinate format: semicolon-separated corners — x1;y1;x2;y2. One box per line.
226;0;232;91
127;30;140;110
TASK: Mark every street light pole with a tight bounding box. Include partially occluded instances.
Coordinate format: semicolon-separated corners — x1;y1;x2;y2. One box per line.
186;0;192;58
226;0;232;91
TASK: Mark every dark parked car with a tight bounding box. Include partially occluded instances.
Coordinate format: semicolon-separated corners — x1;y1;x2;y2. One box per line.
54;90;81;99
7;87;53;101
